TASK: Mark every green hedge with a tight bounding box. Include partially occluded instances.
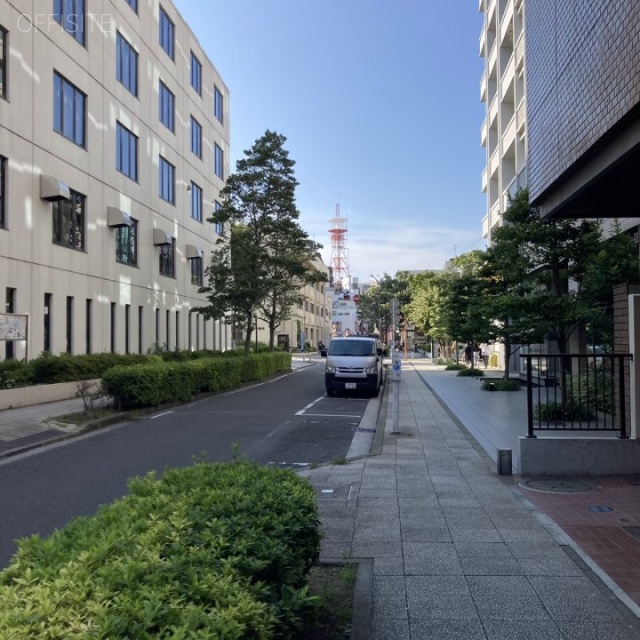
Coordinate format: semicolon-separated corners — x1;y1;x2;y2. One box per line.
103;352;292;410
0;461;321;639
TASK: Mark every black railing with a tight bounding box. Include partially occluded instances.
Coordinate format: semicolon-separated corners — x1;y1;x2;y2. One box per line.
520;353;633;439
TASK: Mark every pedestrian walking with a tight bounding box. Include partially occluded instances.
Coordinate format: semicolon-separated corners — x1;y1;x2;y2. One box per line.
480;343;490;369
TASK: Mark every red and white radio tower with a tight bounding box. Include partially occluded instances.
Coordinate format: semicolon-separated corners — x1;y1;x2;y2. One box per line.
329;204;350;283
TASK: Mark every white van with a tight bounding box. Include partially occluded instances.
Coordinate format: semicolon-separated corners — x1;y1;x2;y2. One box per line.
322;336;384;397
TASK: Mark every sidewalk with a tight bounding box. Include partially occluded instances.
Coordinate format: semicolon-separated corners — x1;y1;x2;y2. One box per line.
299;360;640;639
1;360;640;639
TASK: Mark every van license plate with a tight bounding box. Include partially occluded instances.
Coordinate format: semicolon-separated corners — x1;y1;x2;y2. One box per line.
345;383;356;389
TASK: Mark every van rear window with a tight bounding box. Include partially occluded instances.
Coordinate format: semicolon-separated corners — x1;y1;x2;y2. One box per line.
329;340;375;356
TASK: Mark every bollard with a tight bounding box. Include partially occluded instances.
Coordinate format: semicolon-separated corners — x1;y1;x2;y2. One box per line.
391;352;401;434
497;448;512;475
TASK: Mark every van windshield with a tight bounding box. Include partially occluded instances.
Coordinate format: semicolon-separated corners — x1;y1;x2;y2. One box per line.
329;340;375;356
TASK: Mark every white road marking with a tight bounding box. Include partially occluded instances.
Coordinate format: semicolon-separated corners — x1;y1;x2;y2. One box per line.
150;411;174;419
224;383;265;396
301;413;361;418
295;395;326;415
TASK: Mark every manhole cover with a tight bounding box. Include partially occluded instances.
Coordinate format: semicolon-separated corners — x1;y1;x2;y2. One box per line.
520;479;592;493
624;526;640;540
627;475;640;486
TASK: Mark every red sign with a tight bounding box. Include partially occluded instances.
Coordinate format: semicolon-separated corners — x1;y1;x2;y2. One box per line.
352;294;361;304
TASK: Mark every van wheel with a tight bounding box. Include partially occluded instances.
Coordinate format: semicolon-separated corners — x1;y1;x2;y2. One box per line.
326;388;335;397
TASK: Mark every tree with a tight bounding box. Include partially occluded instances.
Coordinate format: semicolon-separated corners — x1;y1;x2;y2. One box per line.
197;130;319;354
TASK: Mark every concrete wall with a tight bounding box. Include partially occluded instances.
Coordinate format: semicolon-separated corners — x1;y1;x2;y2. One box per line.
519;436;640;476
0;379;100;411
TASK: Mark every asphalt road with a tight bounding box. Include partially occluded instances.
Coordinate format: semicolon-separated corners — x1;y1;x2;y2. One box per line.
0;363;370;568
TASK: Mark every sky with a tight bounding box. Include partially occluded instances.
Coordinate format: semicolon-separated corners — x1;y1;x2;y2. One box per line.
172;0;487;285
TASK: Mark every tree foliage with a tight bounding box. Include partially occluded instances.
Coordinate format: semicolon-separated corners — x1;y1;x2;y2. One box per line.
197;130;322;354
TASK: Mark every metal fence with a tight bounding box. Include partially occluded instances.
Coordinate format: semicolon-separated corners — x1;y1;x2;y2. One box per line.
520;353;633;439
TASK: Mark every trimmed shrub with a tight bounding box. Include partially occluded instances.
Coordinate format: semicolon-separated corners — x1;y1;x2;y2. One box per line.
0;359;33;389
0;461;321;639
444;362;467;370
103;352;292;410
481;378;520;391
457;367;484;377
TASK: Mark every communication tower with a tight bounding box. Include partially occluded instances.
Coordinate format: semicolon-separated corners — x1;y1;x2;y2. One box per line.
328;204;349;283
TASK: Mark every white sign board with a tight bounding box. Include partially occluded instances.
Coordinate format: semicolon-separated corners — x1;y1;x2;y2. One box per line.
391;356;402;381
0;313;28;341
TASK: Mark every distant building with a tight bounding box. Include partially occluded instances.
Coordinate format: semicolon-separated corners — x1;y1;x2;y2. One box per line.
479;0;527;242
0;0;232;359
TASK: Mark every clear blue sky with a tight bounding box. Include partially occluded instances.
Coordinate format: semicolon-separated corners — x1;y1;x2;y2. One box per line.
173;0;487;283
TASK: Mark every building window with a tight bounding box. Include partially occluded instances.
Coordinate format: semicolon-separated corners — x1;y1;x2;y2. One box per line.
214;143;224;179
44;293;52;353
0;155;6;229
125;304;130;354
116;32;138;96
191;182;202;222
116;122;138;180
190;116;202;158
214;85;224;124
116;219;137;265
66;296;74;354
214;200;223;236
159;81;175;132
53;0;85;46
138;306;143;353
159;6;174;60
110;302;116;352
0;26;7;99
53;72;86;147
5;287;15;360
159;156;175;204
53;189;85;251
159;236;175;277
125;0;137;12
86;298;92;354
190;257;203;286
190;51;202;95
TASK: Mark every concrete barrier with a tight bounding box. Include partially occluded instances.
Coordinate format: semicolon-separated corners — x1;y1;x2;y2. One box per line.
0;379;100;411
519;436;640;475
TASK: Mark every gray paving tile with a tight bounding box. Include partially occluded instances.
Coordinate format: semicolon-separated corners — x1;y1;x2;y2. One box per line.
408;618;487;640
373;555;405;576
450;528;503;543
518;557;584;577
528;576;629;623
555;621;640;640
319;517;354;542
460;556;524;576
403;542;464;576
408;594;480;621
405;575;471;597
483;619;565;639
506;541;567;560
351;541;403;557
372;613;409;639
454;542;514;558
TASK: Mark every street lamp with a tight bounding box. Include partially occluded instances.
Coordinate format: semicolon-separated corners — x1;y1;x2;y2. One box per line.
370;275;384;341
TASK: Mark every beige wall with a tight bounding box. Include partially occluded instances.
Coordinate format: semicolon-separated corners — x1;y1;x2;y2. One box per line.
0;0;232;358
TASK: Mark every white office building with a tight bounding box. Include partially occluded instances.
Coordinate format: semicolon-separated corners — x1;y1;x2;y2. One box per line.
0;0;231;359
479;0;527;242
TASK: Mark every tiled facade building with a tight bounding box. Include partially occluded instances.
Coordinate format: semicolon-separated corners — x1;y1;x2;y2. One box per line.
0;0;232;359
479;0;527;241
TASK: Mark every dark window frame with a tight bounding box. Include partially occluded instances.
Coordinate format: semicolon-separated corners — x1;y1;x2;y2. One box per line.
190;256;203;286
159;80;175;132
214;200;223;236
115;218;138;266
190;51;202;95
0;25;7;100
159;6;175;60
116;121;138;181
0;155;6;229
214;143;224;179
53;189;85;251
159;155;175;204
190;116;202;158
159;236;176;277
53;0;86;46
125;0;138;13
191;181;202;222
53;71;86;147
116;31;138;96
214;85;224;124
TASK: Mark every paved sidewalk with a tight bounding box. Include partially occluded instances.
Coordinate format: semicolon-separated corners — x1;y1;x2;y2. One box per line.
299;361;640;639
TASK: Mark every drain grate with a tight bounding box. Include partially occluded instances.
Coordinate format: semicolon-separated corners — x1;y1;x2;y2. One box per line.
623;526;640;540
520;479;592;494
588;505;613;513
